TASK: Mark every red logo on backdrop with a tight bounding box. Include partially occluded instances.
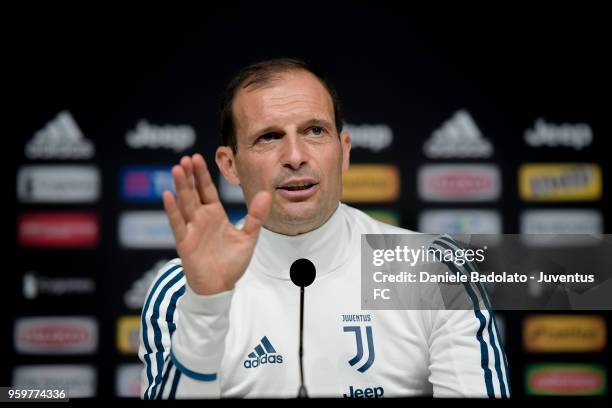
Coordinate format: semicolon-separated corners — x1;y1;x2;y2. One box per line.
20;324;89;348
18;212;99;248
14;317;98;354
532;370;603;392
427;172;493;196
418;164;500;202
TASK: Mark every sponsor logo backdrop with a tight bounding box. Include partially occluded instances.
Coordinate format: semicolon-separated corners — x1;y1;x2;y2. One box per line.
9;3;609;398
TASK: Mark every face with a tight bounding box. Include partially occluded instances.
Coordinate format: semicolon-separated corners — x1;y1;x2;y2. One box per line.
216;70;351;235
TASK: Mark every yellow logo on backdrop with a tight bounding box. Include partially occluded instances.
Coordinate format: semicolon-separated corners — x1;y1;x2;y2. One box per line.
117;316;141;354
519;163;601;201
342;165;400;203
523;315;606;352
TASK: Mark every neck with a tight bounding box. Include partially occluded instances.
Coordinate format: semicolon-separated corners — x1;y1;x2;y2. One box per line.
251;202;353;280
263;208;336;236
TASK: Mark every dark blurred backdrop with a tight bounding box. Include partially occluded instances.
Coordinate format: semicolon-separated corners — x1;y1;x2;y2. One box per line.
7;1;610;398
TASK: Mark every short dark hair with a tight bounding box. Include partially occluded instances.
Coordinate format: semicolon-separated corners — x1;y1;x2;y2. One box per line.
220;58;343;154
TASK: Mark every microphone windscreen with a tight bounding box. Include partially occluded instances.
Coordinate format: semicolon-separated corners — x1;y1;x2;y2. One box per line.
290;258;316;287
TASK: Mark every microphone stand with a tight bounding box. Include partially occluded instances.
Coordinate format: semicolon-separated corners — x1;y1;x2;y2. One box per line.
297;285;308;398
290;258;315;398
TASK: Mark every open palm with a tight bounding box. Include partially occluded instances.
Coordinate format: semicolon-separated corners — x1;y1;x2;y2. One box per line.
162;154;271;295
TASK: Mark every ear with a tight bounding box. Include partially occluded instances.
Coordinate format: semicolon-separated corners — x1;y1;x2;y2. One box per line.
215;146;241;185
340;131;352;172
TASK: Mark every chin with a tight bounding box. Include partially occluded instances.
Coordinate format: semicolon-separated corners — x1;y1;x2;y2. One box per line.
277;201;320;224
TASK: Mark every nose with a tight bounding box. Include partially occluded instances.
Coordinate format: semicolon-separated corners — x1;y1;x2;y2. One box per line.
280;133;308;170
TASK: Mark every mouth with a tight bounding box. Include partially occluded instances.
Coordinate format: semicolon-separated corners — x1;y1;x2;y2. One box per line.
279;183;317;191
276;179;319;201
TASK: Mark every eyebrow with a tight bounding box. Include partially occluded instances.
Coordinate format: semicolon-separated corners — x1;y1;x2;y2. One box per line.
248;118;335;141
301;118;334;131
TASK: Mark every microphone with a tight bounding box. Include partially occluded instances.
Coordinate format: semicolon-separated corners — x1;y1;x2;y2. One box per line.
289;258;316;398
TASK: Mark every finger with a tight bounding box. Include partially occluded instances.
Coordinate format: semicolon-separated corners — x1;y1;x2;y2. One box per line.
180;156;195;190
172;164;198;222
192;153;220;204
243;190;272;237
162;190;187;242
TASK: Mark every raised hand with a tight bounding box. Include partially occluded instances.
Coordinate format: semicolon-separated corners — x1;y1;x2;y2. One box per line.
162;154;271;295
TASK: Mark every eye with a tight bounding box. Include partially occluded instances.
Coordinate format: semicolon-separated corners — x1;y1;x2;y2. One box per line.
307;126;325;136
257;133;281;143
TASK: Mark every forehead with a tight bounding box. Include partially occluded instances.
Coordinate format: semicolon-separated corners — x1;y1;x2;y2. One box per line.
232;70;335;136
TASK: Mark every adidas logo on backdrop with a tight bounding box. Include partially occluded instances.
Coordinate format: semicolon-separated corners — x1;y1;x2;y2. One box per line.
423;109;493;158
25;111;95;159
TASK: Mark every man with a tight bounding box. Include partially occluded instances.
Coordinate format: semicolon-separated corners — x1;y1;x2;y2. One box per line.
139;58;510;398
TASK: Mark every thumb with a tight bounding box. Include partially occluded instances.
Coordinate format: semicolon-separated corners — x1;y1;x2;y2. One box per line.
243;190;272;237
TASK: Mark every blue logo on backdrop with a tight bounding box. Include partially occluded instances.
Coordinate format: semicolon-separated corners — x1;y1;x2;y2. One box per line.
120;166;174;202
344;326;375;372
